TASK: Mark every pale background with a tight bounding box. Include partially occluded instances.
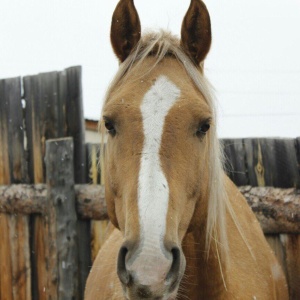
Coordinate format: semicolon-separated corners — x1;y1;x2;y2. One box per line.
1;0;300;138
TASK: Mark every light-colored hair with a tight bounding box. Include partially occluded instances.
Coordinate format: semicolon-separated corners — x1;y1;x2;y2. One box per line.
100;30;235;265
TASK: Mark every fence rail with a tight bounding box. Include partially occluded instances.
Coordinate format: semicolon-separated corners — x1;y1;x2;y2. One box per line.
0;182;299;234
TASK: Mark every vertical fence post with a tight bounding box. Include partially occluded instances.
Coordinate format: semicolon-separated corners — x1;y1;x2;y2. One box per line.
45;137;78;299
0;77;31;300
65;66;90;297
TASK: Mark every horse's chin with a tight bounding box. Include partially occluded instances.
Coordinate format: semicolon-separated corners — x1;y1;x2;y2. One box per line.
123;286;179;300
124;293;178;300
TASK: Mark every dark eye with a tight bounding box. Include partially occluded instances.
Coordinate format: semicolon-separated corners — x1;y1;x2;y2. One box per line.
104;120;116;136
196;123;210;137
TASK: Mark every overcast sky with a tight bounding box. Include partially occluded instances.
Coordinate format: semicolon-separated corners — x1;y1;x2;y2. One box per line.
1;0;300;137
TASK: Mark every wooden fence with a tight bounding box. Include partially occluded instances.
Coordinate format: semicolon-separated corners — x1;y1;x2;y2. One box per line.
0;67;89;300
0;68;300;299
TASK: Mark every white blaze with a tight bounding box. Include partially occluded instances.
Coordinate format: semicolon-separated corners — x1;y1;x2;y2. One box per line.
138;75;180;253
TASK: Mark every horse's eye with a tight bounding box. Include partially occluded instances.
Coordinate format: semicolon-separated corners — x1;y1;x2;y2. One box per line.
104;120;116;136
196;123;210;137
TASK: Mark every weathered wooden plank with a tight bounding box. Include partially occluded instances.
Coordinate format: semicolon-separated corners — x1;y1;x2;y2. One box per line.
65;66;90;296
91;221;108;262
9;215;31;300
0;79;11;185
6;77;31;300
222;139;248;186
65;66;86;183
24;72;60;183
45;138;78;299
0;77;14;300
86;143;108;261
23;71;61;300
23;74;45;300
0;77;31;300
0;215;13;300
280;234;300;299
57;70;68;137
244;138;273;186
86;143;101;185
5;80;27;184
244;138;300;188
273;139;300;187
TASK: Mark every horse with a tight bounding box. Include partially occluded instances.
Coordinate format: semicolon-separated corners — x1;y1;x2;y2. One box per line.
85;0;289;299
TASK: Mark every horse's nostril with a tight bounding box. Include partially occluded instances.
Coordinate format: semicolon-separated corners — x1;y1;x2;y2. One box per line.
117;246;131;286
168;247;181;279
166;247;181;290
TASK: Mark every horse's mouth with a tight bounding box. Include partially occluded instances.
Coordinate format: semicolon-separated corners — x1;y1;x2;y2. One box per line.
123;288;178;300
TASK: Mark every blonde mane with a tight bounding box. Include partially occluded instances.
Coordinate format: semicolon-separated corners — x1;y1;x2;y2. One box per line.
101;30;231;263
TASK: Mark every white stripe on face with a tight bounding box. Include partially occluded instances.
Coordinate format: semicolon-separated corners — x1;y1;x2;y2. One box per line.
138;75;180;253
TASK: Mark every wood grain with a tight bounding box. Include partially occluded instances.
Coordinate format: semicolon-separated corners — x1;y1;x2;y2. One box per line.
24;72;58;300
86;143;108;261
0;77;31;300
0;77;14;300
45;138;79;299
222;139;248;185
65;67;90;296
280;234;300;300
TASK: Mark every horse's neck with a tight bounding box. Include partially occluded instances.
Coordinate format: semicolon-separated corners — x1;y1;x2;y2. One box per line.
180;175;240;299
179;176;229;300
180;212;228;299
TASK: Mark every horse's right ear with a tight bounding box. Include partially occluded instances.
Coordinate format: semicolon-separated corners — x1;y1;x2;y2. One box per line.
110;0;141;63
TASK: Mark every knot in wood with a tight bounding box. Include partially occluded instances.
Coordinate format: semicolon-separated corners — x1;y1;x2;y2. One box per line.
61;151;70;161
255;162;264;174
255;161;265;186
54;196;65;205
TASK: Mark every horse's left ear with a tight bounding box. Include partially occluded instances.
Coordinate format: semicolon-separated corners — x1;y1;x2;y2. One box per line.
181;0;212;66
110;0;141;62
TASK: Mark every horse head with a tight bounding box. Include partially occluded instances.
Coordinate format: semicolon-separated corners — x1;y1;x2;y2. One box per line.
102;0;224;298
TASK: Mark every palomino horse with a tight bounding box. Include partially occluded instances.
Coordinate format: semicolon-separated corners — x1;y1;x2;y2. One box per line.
85;0;288;299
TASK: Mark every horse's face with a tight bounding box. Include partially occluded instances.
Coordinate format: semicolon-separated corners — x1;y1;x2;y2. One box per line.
103;58;211;299
103;0;212;298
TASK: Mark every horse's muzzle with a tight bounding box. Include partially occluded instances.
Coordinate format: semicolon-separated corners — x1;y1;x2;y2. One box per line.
117;241;184;299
